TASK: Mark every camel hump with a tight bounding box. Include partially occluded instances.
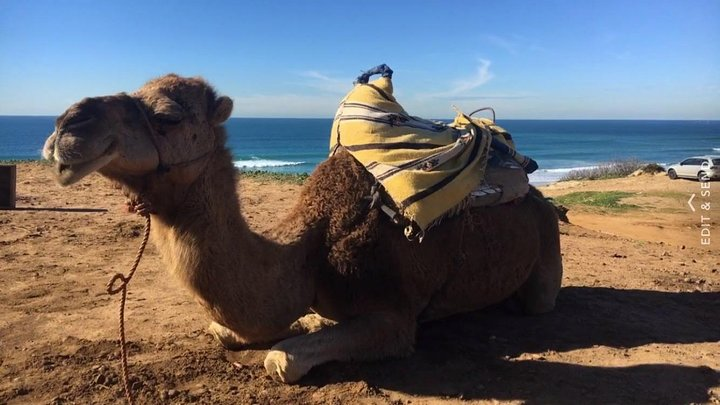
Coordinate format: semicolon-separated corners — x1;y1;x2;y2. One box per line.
330;65;536;237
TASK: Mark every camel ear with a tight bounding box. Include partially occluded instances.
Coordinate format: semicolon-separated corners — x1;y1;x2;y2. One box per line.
151;96;184;123
210;96;233;125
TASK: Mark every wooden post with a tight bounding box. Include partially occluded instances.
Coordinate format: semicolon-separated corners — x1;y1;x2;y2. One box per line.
0;165;17;209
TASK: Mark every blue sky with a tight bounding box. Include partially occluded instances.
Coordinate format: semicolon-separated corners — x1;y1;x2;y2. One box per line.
0;0;718;119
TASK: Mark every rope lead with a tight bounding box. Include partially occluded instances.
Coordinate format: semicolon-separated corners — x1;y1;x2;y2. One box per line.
106;211;151;405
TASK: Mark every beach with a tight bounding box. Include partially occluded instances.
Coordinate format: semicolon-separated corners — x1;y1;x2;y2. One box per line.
1;162;719;404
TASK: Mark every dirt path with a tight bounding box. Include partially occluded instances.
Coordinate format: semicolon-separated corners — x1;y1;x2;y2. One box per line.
1;163;718;404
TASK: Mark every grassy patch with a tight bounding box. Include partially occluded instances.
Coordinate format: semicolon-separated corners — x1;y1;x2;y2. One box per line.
239;170;309;185
554;191;639;211
560;159;655;181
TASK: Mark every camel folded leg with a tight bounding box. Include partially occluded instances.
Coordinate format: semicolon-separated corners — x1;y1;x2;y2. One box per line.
514;249;563;314
512;195;564;315
208;313;337;350
264;312;416;383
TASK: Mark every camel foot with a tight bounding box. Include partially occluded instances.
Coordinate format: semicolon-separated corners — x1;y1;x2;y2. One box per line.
288;313;336;335
210;315;336;352
262;312;415;383
208;322;245;350
264;350;310;383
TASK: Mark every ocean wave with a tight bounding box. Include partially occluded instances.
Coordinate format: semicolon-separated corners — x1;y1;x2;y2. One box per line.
713;147;720;151
529;165;601;185
544;165;598;173
234;158;305;169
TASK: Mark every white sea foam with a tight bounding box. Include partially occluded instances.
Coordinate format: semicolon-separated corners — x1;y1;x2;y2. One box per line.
544;165;598;173
234;158;305;169
529;165;598;185
528;170;565;185
713;147;720;151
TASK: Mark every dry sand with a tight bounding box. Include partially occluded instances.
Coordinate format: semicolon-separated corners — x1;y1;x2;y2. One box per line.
1;162;719;404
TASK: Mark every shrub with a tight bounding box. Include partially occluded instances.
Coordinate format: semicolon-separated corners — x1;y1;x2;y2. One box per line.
639;163;666;174
239;170;309;185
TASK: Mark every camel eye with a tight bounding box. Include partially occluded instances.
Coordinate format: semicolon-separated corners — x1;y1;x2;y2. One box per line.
64;114;94;128
153;115;183;126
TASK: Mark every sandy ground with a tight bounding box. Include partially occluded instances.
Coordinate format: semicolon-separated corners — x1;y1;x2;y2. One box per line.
1;162;719;405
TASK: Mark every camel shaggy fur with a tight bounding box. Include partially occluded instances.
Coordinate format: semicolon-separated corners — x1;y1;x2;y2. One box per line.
42;74;563;383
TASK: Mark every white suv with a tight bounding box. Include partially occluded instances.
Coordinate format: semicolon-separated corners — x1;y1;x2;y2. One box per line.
667;156;720;181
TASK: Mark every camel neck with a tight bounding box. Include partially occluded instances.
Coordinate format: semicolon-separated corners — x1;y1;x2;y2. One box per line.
146;147;316;341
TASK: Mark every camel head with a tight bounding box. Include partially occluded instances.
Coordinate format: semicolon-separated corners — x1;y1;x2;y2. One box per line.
43;74;233;187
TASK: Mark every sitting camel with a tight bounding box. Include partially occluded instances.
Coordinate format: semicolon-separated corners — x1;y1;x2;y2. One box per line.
42;74;562;383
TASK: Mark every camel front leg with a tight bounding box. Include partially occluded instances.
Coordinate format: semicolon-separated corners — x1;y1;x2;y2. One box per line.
264;312;416;383
209;313;337;350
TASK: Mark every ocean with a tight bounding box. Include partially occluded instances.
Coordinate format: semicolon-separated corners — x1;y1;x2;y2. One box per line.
1;116;718;184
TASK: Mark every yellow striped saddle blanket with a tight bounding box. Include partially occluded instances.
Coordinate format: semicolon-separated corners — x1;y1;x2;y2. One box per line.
330;65;536;238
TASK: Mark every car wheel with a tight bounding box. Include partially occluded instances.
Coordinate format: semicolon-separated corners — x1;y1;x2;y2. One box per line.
698;171;707;181
668;169;677;180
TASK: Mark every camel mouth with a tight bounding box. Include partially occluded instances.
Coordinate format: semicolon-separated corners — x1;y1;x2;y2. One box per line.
56;141;118;186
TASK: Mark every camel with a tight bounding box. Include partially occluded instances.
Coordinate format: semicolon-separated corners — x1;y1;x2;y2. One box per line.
42;74;563;383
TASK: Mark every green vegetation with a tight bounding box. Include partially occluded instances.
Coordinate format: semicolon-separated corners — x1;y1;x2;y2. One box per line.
640;163;666;174
0;159;50;165
554;191;639;211
239;170;309;185
559;159;657;181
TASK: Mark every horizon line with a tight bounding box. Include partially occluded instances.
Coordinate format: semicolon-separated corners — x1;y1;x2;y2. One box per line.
1;114;719;122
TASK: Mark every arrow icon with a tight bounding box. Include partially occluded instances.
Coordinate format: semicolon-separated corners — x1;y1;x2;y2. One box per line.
688;193;696;212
